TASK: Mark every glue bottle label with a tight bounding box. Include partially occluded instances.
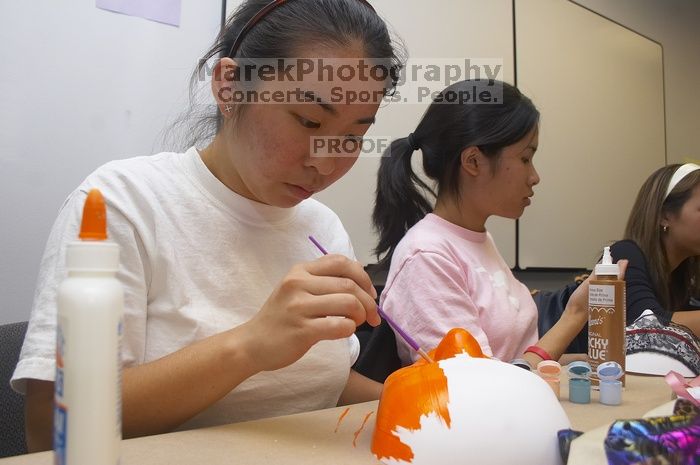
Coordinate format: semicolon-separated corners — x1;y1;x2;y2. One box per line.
54;317;68;465
588;279;626;386
589;284;615;306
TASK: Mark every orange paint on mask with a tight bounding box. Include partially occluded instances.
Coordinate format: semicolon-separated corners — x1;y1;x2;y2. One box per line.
371;328;487;462
335;407;351;433
353;411;375;447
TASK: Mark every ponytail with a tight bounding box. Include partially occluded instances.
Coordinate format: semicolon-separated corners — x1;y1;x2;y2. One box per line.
372;136;435;267
373;80;539;269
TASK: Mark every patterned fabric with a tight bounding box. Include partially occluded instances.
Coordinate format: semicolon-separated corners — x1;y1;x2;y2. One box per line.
604;399;700;465
557;429;584;464
558;400;700;465
626;311;700;376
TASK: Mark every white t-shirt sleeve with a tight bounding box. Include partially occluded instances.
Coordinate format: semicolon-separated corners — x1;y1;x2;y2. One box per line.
10;191;83;393
348;334;360;365
11;187;150;394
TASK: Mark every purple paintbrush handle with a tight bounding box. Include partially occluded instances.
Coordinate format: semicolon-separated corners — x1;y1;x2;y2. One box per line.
376;306;420;352
308;235;328;255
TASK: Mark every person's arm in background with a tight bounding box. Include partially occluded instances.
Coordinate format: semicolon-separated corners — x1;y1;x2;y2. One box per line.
523;303;588;368
338;370;383;405
611;240;700;337
523;261;629;368
670;311;700;337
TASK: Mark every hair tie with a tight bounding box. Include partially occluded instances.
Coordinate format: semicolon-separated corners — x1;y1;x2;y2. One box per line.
407;133;420;151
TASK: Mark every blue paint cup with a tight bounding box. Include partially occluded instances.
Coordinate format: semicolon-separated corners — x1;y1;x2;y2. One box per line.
597;361;624;406
567;361;592;404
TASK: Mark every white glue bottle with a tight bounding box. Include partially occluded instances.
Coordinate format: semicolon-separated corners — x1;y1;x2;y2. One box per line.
54;188;123;465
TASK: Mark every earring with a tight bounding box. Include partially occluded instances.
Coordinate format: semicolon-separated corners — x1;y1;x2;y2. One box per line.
662;225;669;233
224;105;232;113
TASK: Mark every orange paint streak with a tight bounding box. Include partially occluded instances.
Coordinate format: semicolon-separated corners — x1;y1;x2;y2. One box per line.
353;411;374;447
334;407;351;433
371;328;487;462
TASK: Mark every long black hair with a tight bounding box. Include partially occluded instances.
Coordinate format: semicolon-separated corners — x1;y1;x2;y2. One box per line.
373;79;539;267
172;0;404;148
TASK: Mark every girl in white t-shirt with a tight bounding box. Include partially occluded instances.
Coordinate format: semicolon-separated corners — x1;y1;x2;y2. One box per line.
13;0;403;451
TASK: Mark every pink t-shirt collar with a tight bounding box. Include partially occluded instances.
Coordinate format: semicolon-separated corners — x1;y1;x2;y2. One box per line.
424;213;488;243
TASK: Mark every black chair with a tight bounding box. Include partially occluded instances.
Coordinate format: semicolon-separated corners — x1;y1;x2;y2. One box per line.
353;318;403;383
0;321;29;458
352;276;403;383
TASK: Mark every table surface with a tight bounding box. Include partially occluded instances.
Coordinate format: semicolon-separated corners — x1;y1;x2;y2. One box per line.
1;373;675;465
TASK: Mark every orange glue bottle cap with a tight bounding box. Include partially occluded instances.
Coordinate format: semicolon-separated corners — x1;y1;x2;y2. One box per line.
66;189;119;272
79;189;108;240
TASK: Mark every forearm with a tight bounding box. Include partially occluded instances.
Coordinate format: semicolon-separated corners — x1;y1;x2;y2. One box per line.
122;323;260;438
671;310;700;338
337;369;383;406
24;322;262;451
525;307;586;367
25;380;55;452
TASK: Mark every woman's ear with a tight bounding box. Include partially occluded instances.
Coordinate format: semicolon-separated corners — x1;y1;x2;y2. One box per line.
660;210;675;228
460;147;483;177
211;57;238;117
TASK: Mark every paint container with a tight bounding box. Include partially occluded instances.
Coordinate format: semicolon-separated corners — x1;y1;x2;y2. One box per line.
597;361;624;405
567;361;592;404
537;360;561;399
510;358;532;371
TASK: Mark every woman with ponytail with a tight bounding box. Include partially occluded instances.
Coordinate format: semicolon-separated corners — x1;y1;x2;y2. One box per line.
373;79;626;370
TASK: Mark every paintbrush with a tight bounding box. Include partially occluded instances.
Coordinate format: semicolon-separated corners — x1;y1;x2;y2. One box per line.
308;235;435;364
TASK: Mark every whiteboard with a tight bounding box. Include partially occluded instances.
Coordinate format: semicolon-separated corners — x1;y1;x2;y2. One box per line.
515;0;665;268
0;0;222;324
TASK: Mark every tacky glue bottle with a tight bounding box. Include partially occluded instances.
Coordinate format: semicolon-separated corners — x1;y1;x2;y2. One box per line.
588;246;626;387
54;189;123;465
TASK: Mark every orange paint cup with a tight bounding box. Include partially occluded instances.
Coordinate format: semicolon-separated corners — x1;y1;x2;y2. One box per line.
537;360;562;399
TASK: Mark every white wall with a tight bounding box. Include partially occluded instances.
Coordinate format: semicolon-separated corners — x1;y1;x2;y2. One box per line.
574;0;700;164
0;0;222;324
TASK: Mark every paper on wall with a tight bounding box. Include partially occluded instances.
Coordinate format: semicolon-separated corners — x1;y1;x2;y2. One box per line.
96;0;181;27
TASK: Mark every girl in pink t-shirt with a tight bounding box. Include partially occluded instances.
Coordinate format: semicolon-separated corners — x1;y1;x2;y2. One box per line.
373;80;624;369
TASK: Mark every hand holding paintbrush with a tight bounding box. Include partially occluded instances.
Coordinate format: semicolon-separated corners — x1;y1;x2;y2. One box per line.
309;236;435;364
237;241;380;373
